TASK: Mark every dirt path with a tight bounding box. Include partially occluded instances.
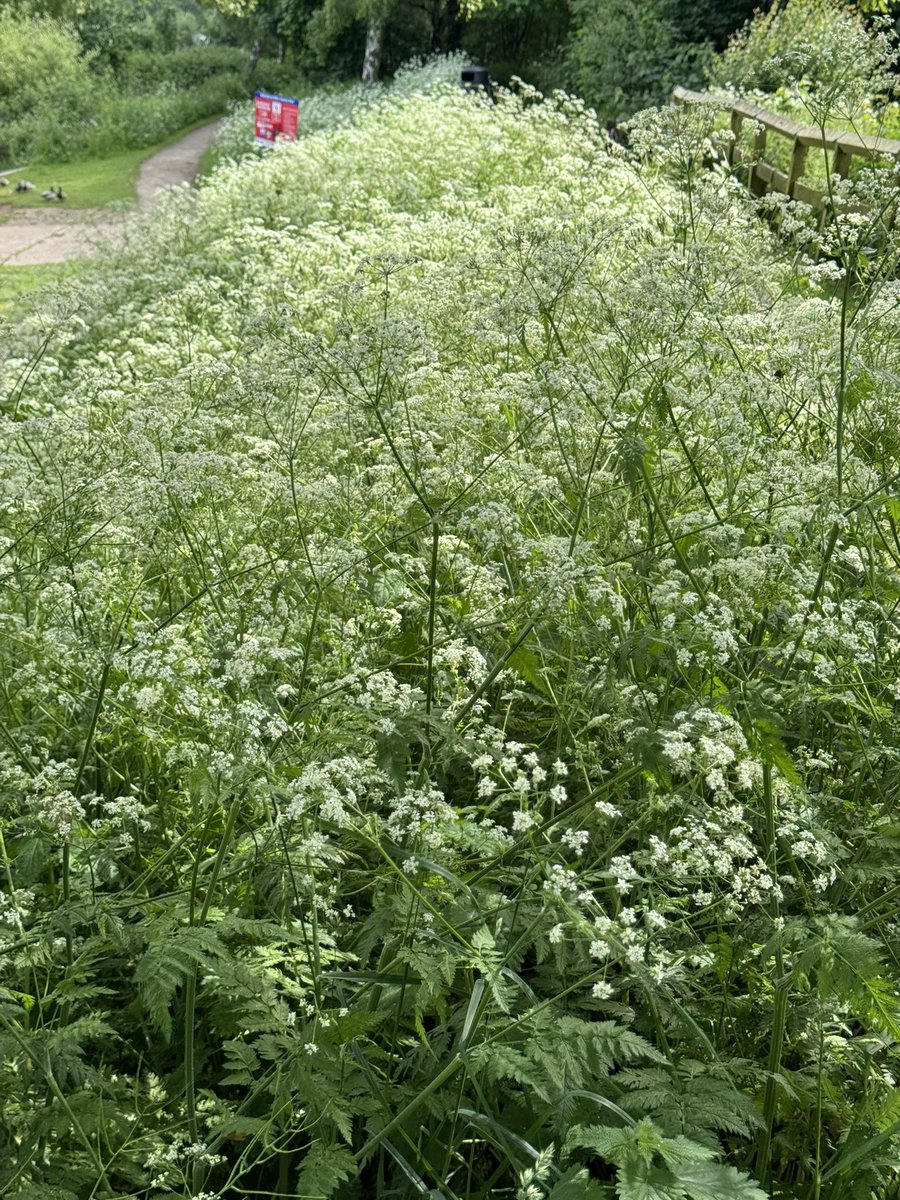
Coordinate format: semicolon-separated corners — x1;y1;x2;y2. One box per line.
0;120;221;268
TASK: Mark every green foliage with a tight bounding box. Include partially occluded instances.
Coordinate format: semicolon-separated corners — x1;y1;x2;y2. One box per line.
565;0;703;120
566;1119;768;1199
0;10;247;164
120;44;249;90
712;0;893;97
1;73;243;163
565;0;756;121
295;1141;357;1196
461;0;570;91
0;13;93;124
617;1064;764;1148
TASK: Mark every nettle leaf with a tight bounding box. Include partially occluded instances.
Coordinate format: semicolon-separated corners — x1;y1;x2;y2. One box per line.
752;718;800;785
566;1118;681;1166
566;1119;767;1200
508;638;551;695
668;1162;768;1200
295;1140;357;1199
12;835;50;884
548;1166;608;1199
615;1159;683;1200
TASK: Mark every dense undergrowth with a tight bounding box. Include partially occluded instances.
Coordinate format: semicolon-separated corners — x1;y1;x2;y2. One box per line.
2;64;900;1200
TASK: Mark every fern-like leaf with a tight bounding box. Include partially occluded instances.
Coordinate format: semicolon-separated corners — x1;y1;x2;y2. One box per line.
619;1063;763;1146
134;923;228;1040
295;1141;356;1198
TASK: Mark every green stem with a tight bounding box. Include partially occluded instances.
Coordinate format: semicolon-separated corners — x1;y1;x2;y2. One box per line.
187;791;242;1191
811;1016;824;1200
836;265;851;499
357;1055;464;1162
639;458;706;599
426;519;439;717
756;763;787;1187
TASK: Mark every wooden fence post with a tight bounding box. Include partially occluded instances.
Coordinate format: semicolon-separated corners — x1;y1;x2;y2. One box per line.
832;147;851;179
729;110;743;166
748;124;768;196
787;137;809;198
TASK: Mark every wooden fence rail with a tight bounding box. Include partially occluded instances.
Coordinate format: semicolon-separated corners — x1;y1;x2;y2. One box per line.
672;85;900;210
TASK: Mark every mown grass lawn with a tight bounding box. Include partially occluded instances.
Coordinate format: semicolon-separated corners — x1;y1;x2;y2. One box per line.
0;116;221;212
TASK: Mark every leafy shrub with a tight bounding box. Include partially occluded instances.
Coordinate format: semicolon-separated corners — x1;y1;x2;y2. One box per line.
1;71;246;163
711;0;893;100
461;0;570;90
120;45;249;91
0;13;248;165
252;54;308;97
564;0;755;121
0;14;94;126
73;0;212;70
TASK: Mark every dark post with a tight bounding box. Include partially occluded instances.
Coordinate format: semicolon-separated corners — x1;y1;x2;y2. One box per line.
461;66;494;101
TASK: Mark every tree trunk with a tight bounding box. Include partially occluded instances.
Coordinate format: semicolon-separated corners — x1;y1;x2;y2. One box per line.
361;17;384;85
248;37;263;78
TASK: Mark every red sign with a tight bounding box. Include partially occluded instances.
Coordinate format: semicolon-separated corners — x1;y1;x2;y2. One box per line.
254;91;300;146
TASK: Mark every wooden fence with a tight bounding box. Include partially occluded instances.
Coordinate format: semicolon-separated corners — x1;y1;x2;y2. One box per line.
672;85;900;211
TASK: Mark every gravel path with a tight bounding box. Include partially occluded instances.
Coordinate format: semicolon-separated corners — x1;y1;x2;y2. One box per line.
0;120;221;267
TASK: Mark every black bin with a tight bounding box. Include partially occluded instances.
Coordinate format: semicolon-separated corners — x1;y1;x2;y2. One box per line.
461;66;494;101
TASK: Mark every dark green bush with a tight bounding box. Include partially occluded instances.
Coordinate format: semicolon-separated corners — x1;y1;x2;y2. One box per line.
711;0;892;95
565;0;756;121
1;71;247;164
0;14;94;124
120;45;249;92
0;11;253;165
74;0;212;72
251;55;308;98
